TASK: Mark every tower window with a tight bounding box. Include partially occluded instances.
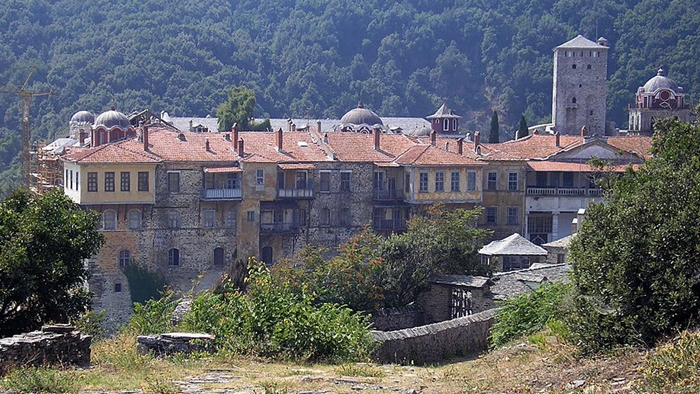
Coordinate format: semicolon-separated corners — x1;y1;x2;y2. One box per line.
572;64;577;69
572;97;577;104
590;110;594;116
587;64;591;69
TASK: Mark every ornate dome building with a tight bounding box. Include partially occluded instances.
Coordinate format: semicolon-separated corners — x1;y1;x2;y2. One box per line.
628;68;692;134
92;108;135;146
69;111;94;144
339;102;384;133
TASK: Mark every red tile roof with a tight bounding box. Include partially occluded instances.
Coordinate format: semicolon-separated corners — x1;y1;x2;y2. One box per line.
396;144;485;166
325;133;416;162
527;161;639;172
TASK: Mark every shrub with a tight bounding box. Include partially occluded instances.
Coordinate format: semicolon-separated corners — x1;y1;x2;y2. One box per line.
490;282;572;348
184;258;376;362
125;291;178;335
641;330;700;393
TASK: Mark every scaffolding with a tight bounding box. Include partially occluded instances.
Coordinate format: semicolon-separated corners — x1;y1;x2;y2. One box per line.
29;142;63;194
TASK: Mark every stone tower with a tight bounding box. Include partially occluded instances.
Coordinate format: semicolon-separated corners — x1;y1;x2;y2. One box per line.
552;35;609;135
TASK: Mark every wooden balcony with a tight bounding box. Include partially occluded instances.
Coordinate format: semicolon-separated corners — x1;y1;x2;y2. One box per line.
201;188;242;200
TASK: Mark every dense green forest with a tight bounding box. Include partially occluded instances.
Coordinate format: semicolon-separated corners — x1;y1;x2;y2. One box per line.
1;0;699;192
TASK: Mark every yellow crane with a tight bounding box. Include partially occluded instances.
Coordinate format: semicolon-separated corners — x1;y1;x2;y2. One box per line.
0;67;53;189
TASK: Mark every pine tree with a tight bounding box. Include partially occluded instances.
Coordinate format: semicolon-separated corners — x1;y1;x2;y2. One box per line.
489;110;499;143
516;115;528;139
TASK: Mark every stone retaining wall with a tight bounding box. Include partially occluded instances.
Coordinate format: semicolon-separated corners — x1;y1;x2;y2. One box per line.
370;306;425;331
0;325;91;373
371;309;495;365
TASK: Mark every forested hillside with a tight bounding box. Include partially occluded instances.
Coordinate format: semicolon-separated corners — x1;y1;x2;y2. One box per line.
1;0;699;192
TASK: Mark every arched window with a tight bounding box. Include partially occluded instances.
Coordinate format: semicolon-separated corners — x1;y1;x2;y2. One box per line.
119;250;131;267
587;64;591;70
572;97;577;104
213;247;224;267
168;248;180;267
443;119;449;131
572;64;577;69
128;209;141;230
102;210;117;230
320;208;331;226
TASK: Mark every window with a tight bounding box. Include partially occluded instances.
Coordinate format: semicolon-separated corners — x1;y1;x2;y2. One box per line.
88;172;98;192
528;215;553;234
572;64;577;69
508;172;518;191
226;173;239;189
256;169;265;188
102;210;117;230
443;119;449;131
104;172;115;192
507;207;518;225
213;247;224;267
128;209;141;230
405;172;411;193
76;172;79;190
168;248;180;267
557;254;566;264
114;283;122;292
168;172;180;193
120;172;130;192
572;97;577;104
247;211;255;222
65;169;68;186
320;208;330;226
467;171;477;191
435;171;445;192
295;171;307;189
450;170;460;192
225;209;237;228
167;211;180;228
319;171;330;192
339;207;351;226
119;250;131;267
563;172;574;188
69;170;73;190
587;64;591;70
486;207;497;224
340;171;351;192
487;171;497;190
203;209;215;228
138;172;149;191
373;171;385;191
419;172;429;193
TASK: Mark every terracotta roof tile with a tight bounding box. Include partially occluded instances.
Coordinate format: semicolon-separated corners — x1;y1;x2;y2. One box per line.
325;133;416;162
606;136;653;160
396;144;485;166
481;134;584;160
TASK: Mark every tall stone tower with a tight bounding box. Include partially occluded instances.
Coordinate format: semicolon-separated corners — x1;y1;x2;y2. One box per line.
552;35;609;135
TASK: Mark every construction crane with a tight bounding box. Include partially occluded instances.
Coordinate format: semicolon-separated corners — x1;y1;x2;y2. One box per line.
0;67;54;189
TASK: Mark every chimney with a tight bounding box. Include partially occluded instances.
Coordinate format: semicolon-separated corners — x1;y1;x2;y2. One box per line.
555;131;561;147
143;125;149;151
287;119;292;132
205;137;210;151
292;123;296;131
457;138;464;154
323;133;328;144
189;119;193;133
580;125;587;138
373;127;381;150
317;120;322;134
577;208;586;229
473;131;480;152
276;127;283;152
571;218;578;234
79;130;86;146
232;123;239;150
430;130;436;146
237;138;244;156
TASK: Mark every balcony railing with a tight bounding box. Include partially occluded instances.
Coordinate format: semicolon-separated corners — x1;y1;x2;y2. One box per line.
260;222;301;233
372;189;405;201
373;219;407;231
526;187;602;197
202;188;242;200
278;188;314;198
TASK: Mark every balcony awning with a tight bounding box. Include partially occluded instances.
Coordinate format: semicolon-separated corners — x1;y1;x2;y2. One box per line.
203;166;242;173
260;200;299;210
278;163;315;170
526;161;638;173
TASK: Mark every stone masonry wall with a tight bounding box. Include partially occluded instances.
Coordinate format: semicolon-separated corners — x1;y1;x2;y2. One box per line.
0;325;91;374
371;309;495;365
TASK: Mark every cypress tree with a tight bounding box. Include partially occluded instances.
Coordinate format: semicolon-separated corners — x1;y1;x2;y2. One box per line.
489;110;499;143
516;115;528;139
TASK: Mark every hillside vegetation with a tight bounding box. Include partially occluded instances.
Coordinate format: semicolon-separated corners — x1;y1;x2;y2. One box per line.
1;0;700;191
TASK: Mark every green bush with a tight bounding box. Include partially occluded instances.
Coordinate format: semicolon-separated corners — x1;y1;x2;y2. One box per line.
126;291;178;335
490;282;572;348
641;330;700;393
184;258;376;362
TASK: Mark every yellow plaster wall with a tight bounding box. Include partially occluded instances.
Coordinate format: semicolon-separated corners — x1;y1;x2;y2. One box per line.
75;163;156;204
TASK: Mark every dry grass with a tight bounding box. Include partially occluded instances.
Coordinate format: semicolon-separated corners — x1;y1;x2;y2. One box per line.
0;331;666;394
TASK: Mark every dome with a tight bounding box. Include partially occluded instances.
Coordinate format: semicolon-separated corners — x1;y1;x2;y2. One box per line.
70;111;94;125
643;68;681;93
405;126;432;137
340;102;383;129
94;109;132;130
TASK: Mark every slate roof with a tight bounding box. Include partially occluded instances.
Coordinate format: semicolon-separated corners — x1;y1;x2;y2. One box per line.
479;233;548;256
426;103;461;119
556;35;607;50
488;264;572;300
542;233;576;248
428;274;492;288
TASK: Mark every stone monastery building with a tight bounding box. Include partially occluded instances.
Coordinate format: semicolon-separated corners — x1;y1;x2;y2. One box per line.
55;35;668;326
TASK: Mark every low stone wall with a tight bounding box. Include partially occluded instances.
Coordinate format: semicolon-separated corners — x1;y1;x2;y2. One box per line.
371;309;496;365
0;325;91;373
370;306;425;331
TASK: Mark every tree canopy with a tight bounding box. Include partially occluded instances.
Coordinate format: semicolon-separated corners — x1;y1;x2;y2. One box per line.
569;118;700;352
0;189;104;337
516;115;528;139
